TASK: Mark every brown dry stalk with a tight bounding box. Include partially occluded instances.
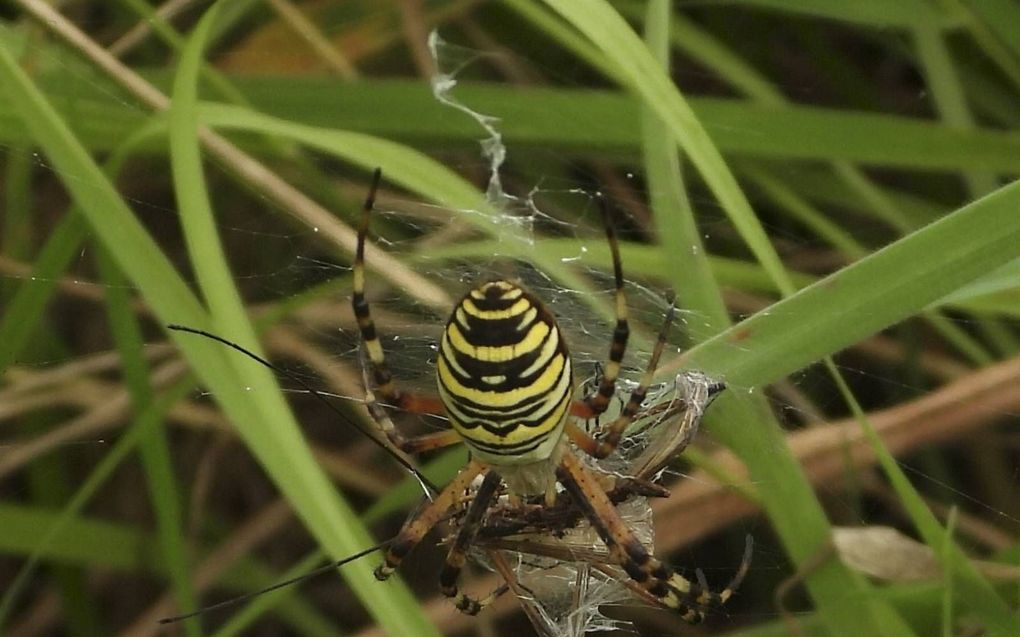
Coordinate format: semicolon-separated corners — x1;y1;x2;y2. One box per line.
0;359;191;479
1;344;174;398
14;0;451;313
265;0;359;78
108;0;198;57
652;352;1020;551
397;0;437;77
119;498;294;637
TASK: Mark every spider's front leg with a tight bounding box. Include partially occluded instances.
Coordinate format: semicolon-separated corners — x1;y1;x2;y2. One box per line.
567;301;676;460
352;168;460;455
376;461;509;615
569;197;678;461
576;196;632;422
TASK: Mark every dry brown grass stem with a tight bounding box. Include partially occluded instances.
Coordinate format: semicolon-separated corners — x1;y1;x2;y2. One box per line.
14;0;451;312
863;479;1015;551
265;0;359;78
653;351;1020;551
0;359;190;479
1;363;228;435
108;0;198;57
8;587;62;637
0;255;135;308
1;344;174;398
187;432;232;542
119;498;294;637
397;0;436;77
1;351;391;496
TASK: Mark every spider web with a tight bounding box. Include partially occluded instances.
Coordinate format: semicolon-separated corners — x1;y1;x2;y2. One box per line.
423;32;738;636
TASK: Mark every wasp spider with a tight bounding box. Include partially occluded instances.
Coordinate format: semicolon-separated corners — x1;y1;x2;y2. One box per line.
353;169;748;623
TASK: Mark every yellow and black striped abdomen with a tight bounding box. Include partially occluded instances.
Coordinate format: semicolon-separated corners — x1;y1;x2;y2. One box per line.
437;280;573;465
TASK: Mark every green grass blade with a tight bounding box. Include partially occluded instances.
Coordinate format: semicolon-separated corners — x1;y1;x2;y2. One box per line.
197;104;490;220
0;212;88;374
828;360;1017;634
636;5;911;635
168;5;438;635
684;180;1020;384
95;247;199;637
913;19;998;197
640;0;729;335
0;383;191;629
0;18;437;636
725;0;951;28
10;76;1020;172
0;500;339;634
960;0;1020;63
503;0;624;82
543;0;795;294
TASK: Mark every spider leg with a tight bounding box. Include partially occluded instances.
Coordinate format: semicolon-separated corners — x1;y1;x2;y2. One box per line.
376;459;486;580
568;301;675;459
556;450;712;623
362;366;459;454
575;196;630;420
439;470;509;614
398;429;464;454
352;169;398;398
353;169;458;452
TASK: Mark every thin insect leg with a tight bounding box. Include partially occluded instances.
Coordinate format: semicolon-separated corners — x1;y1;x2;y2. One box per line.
352;168;454;464
352;168;395;397
555;451;705;623
166;324;437;493
158;541;390;624
699;535;754;606
376;460;486;580
439;470;508;615
575;196;630;420
569;301;675;459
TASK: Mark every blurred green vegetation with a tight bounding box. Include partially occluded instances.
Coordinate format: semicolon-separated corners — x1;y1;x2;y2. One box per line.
1;1;1019;636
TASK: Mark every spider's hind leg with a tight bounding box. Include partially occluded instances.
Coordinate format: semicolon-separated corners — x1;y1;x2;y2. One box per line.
556;451;745;623
375;460;485;580
439;470;510;614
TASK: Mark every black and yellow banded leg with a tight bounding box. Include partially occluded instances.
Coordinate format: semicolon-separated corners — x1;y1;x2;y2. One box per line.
353;169;447;416
568;301;675;459
352;169;397;399
555;451;706;623
575;197;630;420
694;534;754;607
353;169;455;452
376;460;486;580
439;470;509;615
